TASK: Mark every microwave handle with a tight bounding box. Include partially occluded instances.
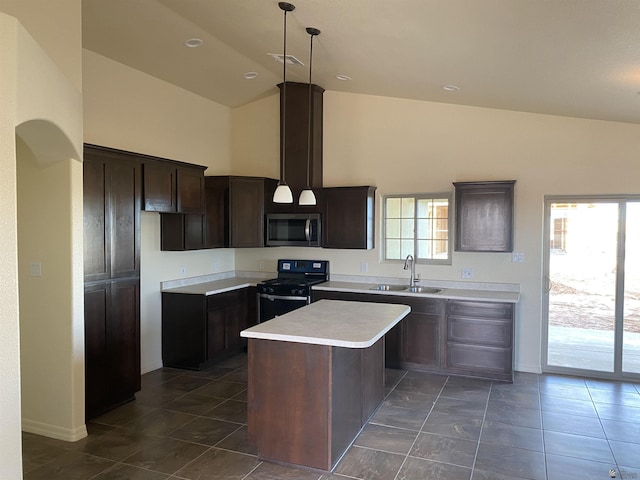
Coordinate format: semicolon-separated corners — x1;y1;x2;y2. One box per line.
305;219;311;242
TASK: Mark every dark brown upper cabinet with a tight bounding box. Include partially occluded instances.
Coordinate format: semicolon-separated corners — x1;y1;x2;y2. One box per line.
321;186;376;250
205;176;278;249
278;82;324;189
143;159;206;214
83;144;141;282
453;180;516;252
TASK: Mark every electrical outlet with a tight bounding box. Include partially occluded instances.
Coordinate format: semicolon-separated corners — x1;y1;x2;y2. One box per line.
179;265;186;276
512;252;525;263
30;262;42;277
461;267;473;279
259;261;265;271
360;262;368;273
213;261;220;272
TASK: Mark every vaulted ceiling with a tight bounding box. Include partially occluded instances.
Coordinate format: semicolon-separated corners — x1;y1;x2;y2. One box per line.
82;0;640;124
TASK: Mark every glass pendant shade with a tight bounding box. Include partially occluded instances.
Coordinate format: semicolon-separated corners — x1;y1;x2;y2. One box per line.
273;184;294;203
299;188;317;205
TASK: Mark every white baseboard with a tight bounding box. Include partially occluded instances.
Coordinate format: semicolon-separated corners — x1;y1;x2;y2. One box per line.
22;418;87;442
515;363;542;374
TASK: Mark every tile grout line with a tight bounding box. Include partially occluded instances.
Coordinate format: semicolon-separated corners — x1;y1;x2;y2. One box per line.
391;375;450;480
585;382;622;476
468;379;493;479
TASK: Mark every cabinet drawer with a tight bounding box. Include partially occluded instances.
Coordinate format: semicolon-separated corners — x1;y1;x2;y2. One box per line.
447;300;513;320
447;342;512;374
447;317;512;347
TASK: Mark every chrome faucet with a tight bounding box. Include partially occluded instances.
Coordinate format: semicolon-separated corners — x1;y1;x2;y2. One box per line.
403;254;417;286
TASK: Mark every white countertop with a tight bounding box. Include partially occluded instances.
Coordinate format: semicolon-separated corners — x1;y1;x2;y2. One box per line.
313;281;520;303
162;276;262;295
240;299;411;348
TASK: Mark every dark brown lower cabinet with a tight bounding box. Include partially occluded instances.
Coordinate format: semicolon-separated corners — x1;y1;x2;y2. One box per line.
313;289;515;381
446;300;514;381
84;278;140;420
312;290;444;370
162;287;256;370
247;337;384;471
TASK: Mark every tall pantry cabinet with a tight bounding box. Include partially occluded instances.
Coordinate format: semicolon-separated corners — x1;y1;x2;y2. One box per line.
83;144;141;420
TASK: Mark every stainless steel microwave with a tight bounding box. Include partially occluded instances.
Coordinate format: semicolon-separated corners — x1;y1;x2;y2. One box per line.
265;213;321;247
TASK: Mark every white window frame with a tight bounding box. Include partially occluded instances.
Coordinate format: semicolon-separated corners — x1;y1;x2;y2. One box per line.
382;193;453;265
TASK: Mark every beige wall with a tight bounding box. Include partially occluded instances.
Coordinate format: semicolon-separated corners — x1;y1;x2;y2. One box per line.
1;1;83;476
0;14;22;480
83;50;236;373
0;0;81;90
233;90;640;373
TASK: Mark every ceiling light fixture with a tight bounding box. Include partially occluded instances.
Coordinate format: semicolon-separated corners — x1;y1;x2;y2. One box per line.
244;71;258;80
336;74;351;81
184;38;203;48
299;27;321;206
273;2;295;204
442;84;460;92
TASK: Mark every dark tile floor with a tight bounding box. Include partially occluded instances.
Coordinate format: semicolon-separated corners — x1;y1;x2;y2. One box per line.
22;354;640;479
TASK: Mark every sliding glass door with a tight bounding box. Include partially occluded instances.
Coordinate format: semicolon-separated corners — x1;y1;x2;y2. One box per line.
623;202;640;374
544;197;640;379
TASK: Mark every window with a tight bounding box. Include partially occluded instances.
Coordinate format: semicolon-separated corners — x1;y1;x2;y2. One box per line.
383;194;452;264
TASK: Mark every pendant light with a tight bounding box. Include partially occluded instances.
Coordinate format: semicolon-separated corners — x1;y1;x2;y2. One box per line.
298;27;321;206
273;2;295;204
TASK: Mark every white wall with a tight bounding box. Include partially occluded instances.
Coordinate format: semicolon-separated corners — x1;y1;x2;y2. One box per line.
232;90;640;374
83;50;236;373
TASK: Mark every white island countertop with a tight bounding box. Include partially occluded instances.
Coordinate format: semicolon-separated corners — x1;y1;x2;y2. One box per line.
240;299;410;348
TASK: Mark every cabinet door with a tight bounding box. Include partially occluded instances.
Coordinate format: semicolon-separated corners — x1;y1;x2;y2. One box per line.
454;180;515;252
207;306;227;359
402;313;441;366
162;293;207;369
109;157;141;278
83;148;141;280
322;186;376;249
143;162;176;212
84;283;110;420
177;167;205;214
204;177;229;248
83;157;110;282
108;279;141;403
229;177;265;247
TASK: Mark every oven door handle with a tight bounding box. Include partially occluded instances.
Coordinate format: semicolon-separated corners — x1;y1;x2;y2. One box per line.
258;293;309;302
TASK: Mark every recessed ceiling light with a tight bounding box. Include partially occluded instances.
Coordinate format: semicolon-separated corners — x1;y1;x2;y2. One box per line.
244;72;258;80
336;74;351;81
442;84;460;92
184;38;203;48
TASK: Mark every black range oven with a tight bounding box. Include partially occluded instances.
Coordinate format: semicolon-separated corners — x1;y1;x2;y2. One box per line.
257;259;330;323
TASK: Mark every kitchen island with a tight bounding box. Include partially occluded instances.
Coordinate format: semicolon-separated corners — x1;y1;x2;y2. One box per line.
240;299;410;472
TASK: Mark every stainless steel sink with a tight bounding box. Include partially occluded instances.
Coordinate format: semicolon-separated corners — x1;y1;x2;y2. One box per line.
370;284;444;294
369;284;406;291
405;286;443;294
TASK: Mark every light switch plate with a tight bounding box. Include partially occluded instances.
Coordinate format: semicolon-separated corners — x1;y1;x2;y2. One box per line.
461;267;473;279
512;252;525;263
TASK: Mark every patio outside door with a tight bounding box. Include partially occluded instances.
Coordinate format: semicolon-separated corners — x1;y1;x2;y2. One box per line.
544;198;640;379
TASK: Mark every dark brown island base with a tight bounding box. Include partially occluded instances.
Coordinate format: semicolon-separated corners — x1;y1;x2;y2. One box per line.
240;300;411;473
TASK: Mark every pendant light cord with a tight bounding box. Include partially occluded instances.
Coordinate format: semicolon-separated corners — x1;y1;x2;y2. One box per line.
306;33;314;189
281;7;288;186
